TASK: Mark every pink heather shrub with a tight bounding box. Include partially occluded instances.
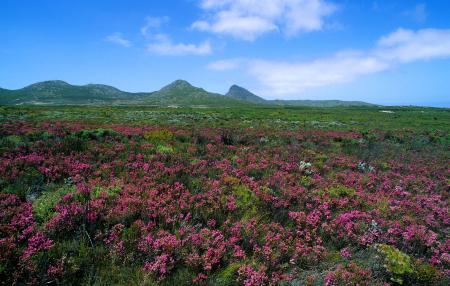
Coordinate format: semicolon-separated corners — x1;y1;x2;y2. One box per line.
20;232;53;260
0;121;448;285
340;247;351;259
237;265;268;286
144;254;175;279
0;194;53;283
324;262;372;286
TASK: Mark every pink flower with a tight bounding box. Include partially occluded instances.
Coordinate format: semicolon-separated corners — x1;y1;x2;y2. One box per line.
233;245;246;258
20;233;53;261
340;247;351;259
143;254;174;279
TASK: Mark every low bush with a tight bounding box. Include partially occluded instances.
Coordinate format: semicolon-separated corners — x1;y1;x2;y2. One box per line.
374;244;414;284
144;130;174;142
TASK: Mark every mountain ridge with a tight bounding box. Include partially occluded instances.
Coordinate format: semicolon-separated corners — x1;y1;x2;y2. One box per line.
225;85;266;104
0;80;376;107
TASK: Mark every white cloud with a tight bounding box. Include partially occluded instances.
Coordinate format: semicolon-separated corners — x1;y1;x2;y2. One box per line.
192;0;336;41
141;16;169;36
192;13;277;41
247;54;388;95
147;34;212;56
208;28;450;95
105;33;131;47
376;28;450;63
207;58;244;70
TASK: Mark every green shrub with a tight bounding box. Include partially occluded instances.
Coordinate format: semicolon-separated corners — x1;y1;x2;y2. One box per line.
324;250;342;264
59;134;87;153
299;176;312;187
379;162;390;171
314;154;328;169
374;244;413;284
159;267;196;286
3;168;46;199
76;128;118;141
33;186;75;222
413;261;441;285
156;145;174;154
91;186;121;199
324;185;356;198
212;262;241;286
4;135;25;148
233;184;261;220
144;130;174;142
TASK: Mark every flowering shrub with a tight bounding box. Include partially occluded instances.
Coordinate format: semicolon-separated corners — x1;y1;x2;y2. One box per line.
0;194;53;284
237;264;268;286
0;118;448;285
324;262;372;286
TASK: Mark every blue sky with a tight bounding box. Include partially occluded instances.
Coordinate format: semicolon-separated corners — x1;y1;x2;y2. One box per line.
1;0;450;106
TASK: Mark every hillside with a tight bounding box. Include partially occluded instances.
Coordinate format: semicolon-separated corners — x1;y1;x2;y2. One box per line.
143;80;244;106
0;80;375;107
0;80;149;105
225;85;266;104
271;99;376;107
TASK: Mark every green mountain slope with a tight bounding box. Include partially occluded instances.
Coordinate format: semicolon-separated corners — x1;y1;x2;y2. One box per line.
225;85;266;104
224;84;375;107
0;80;149;105
143;80;245;106
0;80;376;107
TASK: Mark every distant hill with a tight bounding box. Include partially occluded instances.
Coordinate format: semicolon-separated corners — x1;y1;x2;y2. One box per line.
144;80;244;107
270;99;376;107
0;80;376;107
0;80;241;107
223;85;374;107
225;85;266;104
0;80;148;105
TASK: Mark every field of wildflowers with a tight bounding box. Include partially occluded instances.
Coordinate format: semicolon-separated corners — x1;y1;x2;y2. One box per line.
0;106;448;285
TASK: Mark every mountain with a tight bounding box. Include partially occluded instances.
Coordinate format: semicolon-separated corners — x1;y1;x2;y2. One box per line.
144;80;244;106
0;80;376;107
224;84;375;107
225;85;266;104
0;80;149;105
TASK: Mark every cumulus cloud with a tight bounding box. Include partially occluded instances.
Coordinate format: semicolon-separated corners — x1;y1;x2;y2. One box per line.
192;0;336;41
147;34;212;56
208;28;450;95
105;32;131;47
376;28;450;62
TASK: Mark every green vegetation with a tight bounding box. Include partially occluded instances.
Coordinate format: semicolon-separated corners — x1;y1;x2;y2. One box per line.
213;262;241;286
0;103;448;285
0;79;376;107
323;185;356;198
225;85;266;104
144;129;174;142
374;244;414;284
1;105;448;134
156;145;174;154
233;184;261;220
33;186;75;222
